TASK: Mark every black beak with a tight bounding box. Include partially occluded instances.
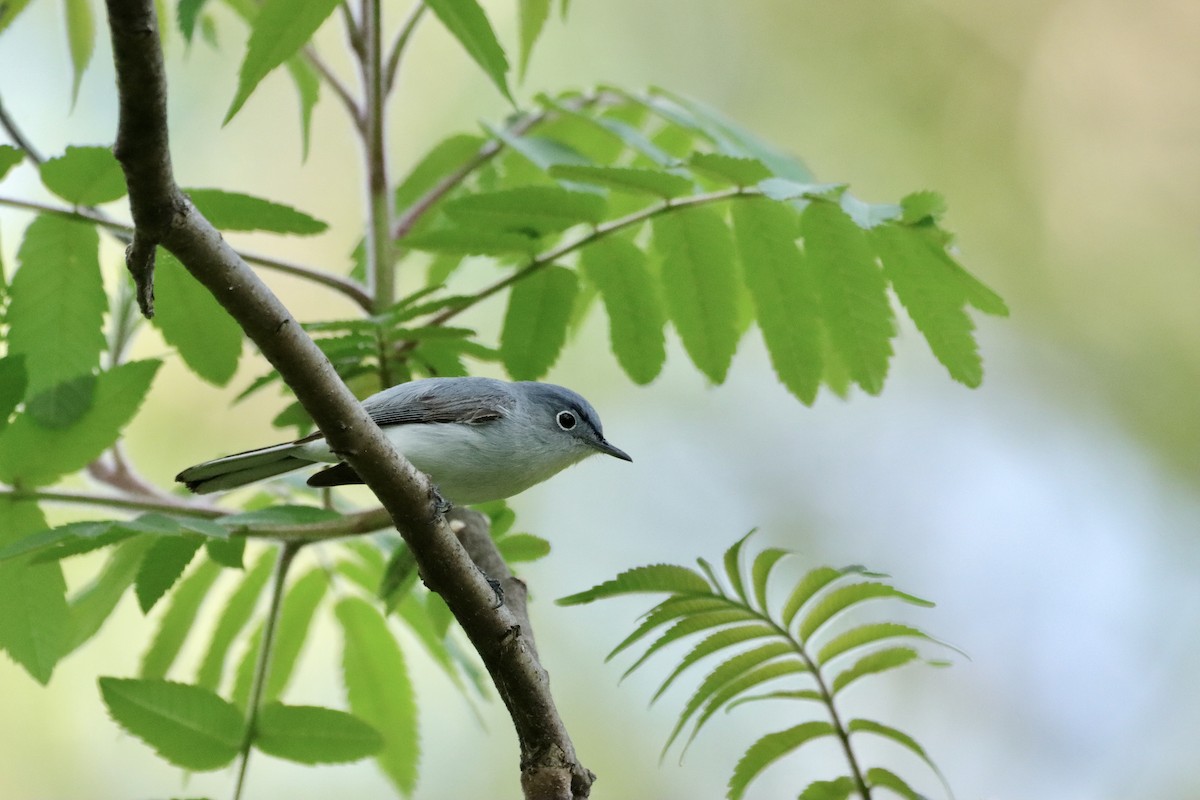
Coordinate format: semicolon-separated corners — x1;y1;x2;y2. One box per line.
595;438;632;462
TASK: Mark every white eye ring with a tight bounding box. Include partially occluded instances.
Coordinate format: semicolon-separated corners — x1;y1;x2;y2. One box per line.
556;410;577;431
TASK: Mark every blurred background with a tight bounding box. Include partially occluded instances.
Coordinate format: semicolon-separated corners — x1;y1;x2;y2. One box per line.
2;0;1199;798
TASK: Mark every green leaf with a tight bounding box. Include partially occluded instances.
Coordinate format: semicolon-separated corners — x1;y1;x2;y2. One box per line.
606;595;732;661
283;56;320;160
801;200;894;394
817;622;950;666
653;207;741;382
487;124;591;171
219;505;340;531
650;623;778;700
0;360;160;487
549;164;692;198
500;265;578;380
749;547;788;615
153;250;242;385
98;677;244;771
445;186;605;235
798;582;934;642
0;0;33;35
231;625;262;711
732;198;823;404
496;532;551;563
0;144;23;180
264;568;328;702
254;703;382;764
832;647;920;694
185;188;327;234
64;0;95;104
206;537;246;569
424;0;512;102
899;191;947;225
780;566;845;630
404;227;538;255
39;146;124;205
336;597;419;795
178;0;208;40
623;608;760;681
687;153;771;187
866;767;928;800
581;237;666;384
224;0;343;124
0;355;27;435
798;777;856;800
135;535;204;613
196;549;275;691
849;718;943;779
685;659;808;752
517;0;551;79
873;224;982;387
0;499;68;684
4;521;127;564
66;537;156;655
395;134;486;215
722;531;754;603
7;215;106;395
25;374;97;429
140;558;223;679
727;722;835;800
558;563;713;605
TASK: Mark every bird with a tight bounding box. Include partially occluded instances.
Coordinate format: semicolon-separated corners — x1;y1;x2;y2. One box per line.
175;376;631;504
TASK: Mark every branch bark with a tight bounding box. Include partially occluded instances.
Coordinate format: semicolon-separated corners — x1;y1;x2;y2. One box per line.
101;1;593;797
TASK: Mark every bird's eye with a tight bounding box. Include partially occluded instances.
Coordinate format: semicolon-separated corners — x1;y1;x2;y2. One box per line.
556;410;577;431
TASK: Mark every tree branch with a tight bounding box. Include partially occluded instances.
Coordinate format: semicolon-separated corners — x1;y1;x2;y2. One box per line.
101;1;593;796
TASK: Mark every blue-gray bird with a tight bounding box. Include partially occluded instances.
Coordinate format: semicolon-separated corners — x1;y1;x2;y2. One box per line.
176;377;631;503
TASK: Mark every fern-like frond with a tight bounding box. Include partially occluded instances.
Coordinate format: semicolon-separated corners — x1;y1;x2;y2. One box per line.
557;563;712;605
728;722;836;800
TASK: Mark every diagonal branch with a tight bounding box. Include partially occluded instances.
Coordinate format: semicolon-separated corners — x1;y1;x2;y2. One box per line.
101;1;593;797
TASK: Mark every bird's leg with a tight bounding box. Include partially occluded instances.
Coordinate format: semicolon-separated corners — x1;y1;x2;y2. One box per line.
431;485;453;516
483;572;505;608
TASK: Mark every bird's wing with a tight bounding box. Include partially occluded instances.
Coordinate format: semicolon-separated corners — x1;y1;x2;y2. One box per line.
361;380;513;427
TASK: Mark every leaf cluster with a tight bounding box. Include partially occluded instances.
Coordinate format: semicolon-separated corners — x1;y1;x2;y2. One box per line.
561;533;957;800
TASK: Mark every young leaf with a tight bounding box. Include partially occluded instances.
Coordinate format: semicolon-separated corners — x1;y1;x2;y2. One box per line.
0;499;68;685
798;582;934;642
64;0;95;104
549;164;692;198
98;677;244;771
135;535;203;613
801;200;894;394
872;224;982;387
264;568;328;702
0;144;23;180
0;360;161;487
140;558;223;679
798;777;856;800
336;597;419;795
445;186;605;235
66;537;156;655
517;0;552;79
653;207;741;383
7;215;106;395
728;722;835;800
732;198;823;404
831;647;920;695
224;0;342;123
254;703;382;764
500;264;578;380
185;188;328;234
152;250;243;385
195;550;275;691
424;0;512;103
38;146;124;205
722;531;754;604
558;564;713;605
0;356;27;435
581;237;667;385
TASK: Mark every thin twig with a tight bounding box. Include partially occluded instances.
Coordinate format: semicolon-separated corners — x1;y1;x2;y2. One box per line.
382;2;426;97
0;94;44;164
302;45;363;127
359;0;394;312
0;486;226;518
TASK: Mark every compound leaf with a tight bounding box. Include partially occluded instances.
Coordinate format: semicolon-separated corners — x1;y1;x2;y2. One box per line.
558;564;713;605
728;721;835;800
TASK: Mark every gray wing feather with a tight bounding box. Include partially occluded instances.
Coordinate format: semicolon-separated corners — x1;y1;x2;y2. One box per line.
361;377;514;427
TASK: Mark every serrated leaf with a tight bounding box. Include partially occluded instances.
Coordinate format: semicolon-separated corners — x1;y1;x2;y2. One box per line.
496;532;551;563
263;568;328;702
64;0;95;103
0;144;23;180
487;124;590;170
549;164;692;198
337;597;419;794
425;0;511;102
0;499;68;684
581;236;666;384
799;777;856;800
254;703;381;764
799;582;934;642
135;535;203;613
153;250;243;385
832;647;920;694
205;537;245;569
558;563;713;605
817;622;946;666
849;718;937;774
780;567;842;631
98;677;243;771
722;531;754;604
66;537;156;655
624;608;761;682
283;56;319;160
654;207;741;382
801;200;894;394
39;146;123;205
25;373;97;429
900;191;947;225
185;188;327;234
224;0;342;123
727;721;835;800
500;265;578;380
688;153;771;186
664;642;795;755
866;766;929;800
0;360;160;486
725;688;823;713
607;595;734;661
517;0;551;79
732;198;823;404
0;355;27;435
141;558;223;679
405;227;537;255
749;547;788;615
7;215;105;395
445;186;605;235
195;549;275;691
651;622;779;700
685;659;808;753
872;224;982;387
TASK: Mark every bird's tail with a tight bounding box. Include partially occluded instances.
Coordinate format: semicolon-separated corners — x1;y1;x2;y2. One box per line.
176;442;312;494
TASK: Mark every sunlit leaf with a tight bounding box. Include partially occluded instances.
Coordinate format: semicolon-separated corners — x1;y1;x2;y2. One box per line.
254;703;382;764
0;0;33;35
727;721;835;800
0;499;67;684
780;566;845;631
687;153;771;187
152;250;243;386
500;265;578;380
446;186;605;236
134;535;203;613
623;608;761;682
185;188;328;234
